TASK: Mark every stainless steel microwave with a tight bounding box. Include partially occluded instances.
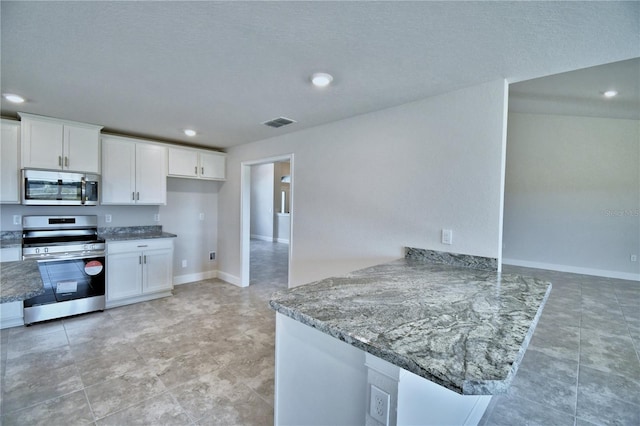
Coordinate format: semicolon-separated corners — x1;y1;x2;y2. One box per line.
22;169;99;206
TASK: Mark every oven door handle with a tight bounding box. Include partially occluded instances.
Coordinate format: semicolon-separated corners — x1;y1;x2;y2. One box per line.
24;251;106;261
80;176;86;205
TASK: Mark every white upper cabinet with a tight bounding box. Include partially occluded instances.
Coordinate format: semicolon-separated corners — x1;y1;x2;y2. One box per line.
18;113;102;173
1;119;20;203
101;135;167;205
168;147;226;180
168;148;199;178
200;151;226;180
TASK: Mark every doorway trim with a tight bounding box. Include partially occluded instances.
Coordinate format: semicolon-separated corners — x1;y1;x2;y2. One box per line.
240;154;294;288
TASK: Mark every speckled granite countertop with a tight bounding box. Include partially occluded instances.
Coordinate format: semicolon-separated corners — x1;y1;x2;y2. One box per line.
101;232;177;242
269;257;551;396
0;231;22;249
0;260;44;303
99;226;176;242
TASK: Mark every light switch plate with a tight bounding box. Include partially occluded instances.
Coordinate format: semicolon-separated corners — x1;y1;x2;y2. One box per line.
442;229;453;245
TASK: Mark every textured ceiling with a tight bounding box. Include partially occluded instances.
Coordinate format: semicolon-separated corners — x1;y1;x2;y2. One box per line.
510;58;640;120
1;1;638;150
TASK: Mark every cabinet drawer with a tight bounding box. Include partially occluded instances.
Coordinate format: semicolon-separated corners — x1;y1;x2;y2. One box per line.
107;238;173;254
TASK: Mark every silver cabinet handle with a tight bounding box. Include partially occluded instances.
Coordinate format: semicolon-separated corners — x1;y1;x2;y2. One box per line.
201;167;204;175
136;192;140;201
64;156;69;167
195;166;198;174
58;156;62;166
132;192;135;201
139;255;142;264
137;245;148;248
143;255;147;264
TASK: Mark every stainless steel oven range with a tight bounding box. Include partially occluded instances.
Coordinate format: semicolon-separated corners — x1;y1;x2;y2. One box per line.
22;215;106;325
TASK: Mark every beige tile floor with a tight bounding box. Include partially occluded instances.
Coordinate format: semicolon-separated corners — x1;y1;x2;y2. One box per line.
1;241;639;425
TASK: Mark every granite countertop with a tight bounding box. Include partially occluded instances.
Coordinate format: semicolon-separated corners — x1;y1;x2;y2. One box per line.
0;239;21;249
101;232;177;242
0;260;44;303
99;226;177;242
269;257;551;396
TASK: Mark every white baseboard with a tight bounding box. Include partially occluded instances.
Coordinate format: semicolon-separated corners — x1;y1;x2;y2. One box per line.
173;270;218;285
251;234;273;242
216;270;243;287
502;258;640;282
1;317;24;329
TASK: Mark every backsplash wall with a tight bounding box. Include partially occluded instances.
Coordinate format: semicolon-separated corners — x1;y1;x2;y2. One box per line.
0;204;160;230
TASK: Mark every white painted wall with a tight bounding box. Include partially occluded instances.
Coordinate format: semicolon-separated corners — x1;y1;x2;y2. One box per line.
250;163;275;241
159;178;220;284
503;113;640;280
218;80;509;287
0;177;220;284
0;204;159;230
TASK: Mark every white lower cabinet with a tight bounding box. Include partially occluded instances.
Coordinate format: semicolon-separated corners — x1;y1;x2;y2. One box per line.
1;247;24;329
106;239;174;308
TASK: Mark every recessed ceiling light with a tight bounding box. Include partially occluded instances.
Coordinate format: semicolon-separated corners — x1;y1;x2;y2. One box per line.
3;93;25;103
311;72;333;88
603;90;618;98
184;129;197;137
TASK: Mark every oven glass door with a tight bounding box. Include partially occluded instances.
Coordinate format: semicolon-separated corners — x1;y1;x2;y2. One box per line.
24;257;106;307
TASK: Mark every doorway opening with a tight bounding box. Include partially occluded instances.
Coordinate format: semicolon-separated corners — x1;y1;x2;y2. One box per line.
240;154;293;288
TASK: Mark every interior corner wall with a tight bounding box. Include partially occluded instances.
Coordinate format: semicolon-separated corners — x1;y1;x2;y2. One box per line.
218;79;508;287
503;113;640;281
159;178;220;283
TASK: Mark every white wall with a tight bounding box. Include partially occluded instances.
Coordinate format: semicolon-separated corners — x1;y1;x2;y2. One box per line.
1;177;220;284
0;204;159;230
159;178;220;284
218;80;509;287
250;163;275;241
503;113;640;280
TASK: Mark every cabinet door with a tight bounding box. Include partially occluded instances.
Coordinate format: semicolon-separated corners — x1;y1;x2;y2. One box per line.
0;121;20;203
21;118;63;170
135;143;167;204
106;251;143;302
142;249;173;294
101;137;136;204
64;125;100;173
0;247;21;262
200;152;226;180
168;148;198;178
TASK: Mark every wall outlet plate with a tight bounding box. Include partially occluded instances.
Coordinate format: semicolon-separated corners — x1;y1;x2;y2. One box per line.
13;215;21;225
209;251;216;261
369;385;390;425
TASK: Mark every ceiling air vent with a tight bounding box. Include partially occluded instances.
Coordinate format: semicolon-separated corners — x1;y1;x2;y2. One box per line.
263;117;296;128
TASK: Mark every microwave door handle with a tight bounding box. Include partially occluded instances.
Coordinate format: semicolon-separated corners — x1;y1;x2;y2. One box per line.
81;176;86;205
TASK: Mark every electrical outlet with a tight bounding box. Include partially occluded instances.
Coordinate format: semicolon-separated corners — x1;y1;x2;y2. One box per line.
153;213;160;222
369;385;390;425
631;254;638;262
181;259;187;268
442;229;453;245
209;251;216;261
13;215;21;225
199;212;205;221
105;214;112;223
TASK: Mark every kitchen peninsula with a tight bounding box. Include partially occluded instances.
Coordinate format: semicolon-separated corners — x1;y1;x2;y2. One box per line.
269;248;551;426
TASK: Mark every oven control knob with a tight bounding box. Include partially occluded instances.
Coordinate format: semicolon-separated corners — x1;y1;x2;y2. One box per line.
35;248;40;254
44;248;48;253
